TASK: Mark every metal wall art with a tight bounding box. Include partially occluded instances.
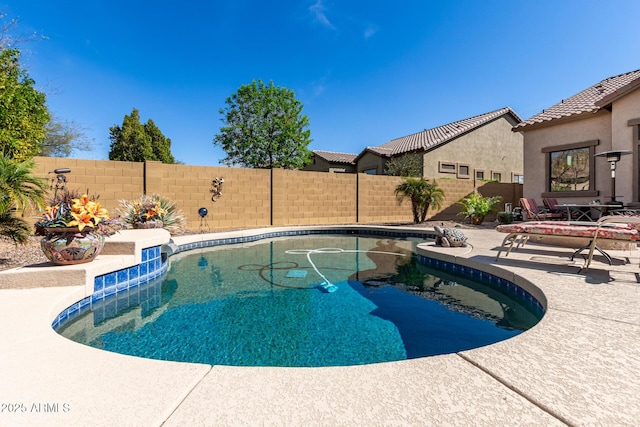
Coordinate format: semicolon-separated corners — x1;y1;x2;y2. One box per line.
49;168;71;198
210;177;224;202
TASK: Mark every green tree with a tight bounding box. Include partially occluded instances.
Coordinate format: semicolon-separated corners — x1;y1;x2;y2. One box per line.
214;79;312;169
0;153;47;243
385;153;423;177
395;177;444;224
144;119;175;164
39;115;91;157
109;108;175;163
109;108;153;162
0;48;50;161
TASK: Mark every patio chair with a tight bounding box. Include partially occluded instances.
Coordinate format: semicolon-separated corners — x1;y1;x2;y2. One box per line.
543;197;572;220
495;215;640;269
520;198;564;221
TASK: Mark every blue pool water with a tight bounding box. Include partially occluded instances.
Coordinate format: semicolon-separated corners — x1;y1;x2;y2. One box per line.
57;235;543;367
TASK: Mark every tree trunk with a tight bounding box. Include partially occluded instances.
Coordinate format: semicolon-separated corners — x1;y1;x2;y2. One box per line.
411;202;420;224
419;203;430;223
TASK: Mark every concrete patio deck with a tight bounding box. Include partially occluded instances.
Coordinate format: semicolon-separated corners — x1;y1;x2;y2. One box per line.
0;226;638;426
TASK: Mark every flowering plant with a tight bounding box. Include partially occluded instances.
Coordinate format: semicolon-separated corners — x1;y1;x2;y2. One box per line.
35;190;122;236
129;199;166;224
118;194;186;234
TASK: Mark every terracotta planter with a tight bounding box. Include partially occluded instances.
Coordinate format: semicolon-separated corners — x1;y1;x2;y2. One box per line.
133;220;163;229
40;228;105;265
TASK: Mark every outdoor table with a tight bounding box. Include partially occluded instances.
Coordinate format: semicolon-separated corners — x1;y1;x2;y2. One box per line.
555;204;621;222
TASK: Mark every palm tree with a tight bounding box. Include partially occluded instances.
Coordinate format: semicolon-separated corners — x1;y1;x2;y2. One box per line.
395;177;445;223
0;153;47;243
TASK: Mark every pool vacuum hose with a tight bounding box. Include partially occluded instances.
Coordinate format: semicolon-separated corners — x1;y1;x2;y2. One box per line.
285;247;404;293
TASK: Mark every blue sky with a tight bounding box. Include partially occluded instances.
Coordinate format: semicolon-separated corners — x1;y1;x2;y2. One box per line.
4;1;640;166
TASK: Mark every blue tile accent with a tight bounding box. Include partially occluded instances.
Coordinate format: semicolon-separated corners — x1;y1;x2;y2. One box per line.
53;231;545;331
104;272;116;288
94;275;104;292
129;265;139;280
104;286;117;298
117;269;129;284
79;298;91;310
91;290;105;304
416;254;545;317
140;262;148;276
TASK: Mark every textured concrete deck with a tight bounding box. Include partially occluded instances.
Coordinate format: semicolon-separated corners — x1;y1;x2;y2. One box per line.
0;226;638;426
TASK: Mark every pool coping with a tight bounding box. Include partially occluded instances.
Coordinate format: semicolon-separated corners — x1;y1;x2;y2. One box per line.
1;225;639;426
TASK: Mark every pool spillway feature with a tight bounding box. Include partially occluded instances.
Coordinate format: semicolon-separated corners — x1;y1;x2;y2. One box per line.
284;247;406;293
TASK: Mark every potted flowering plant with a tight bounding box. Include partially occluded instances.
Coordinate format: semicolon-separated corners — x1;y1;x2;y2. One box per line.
35;190;122;265
118;194;186;233
456;192;502;225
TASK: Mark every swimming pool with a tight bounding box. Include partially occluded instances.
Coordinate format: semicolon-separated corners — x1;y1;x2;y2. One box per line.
57;234;543;367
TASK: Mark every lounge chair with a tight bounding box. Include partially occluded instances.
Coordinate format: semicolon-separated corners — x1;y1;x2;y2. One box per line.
495;215;640;269
520;198;564;221
542;197;569;219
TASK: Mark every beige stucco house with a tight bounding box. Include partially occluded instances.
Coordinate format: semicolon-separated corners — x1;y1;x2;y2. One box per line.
303;150;357;173
355;107;524;182
515;69;640;205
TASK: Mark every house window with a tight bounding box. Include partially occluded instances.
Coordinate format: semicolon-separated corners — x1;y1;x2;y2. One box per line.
475;170;485;180
549;147;590;191
492;172;502;182
363;168;377;175
439;162;456;173
457;163;470;179
512;174;524;184
542;139;598;197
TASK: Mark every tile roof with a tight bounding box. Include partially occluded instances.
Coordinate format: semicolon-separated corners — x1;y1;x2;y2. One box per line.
370;107;520;156
312;150;357;164
515;69;640;130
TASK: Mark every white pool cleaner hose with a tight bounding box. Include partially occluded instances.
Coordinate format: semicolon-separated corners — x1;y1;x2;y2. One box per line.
284;248;405;293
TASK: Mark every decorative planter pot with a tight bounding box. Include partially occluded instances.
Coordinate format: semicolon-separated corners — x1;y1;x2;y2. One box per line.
133;220;163;229
471;215;485;225
40;228;105;265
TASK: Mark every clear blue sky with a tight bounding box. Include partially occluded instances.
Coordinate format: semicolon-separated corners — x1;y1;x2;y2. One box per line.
4;1;640;166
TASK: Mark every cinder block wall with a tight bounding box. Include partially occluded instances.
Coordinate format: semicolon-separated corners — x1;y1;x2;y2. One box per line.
151;163;271;231
432;178;523;221
358;174;412;223
32;157;523;230
272;169;357;225
432;179;476;220
33;157;144;212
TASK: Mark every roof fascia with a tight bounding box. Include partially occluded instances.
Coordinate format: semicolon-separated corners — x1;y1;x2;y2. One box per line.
594;76;640;108
511;109;609;133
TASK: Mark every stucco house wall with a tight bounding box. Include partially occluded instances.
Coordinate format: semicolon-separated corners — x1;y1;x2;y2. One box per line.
518;70;640;205
304;156;333;172
357;151;387;174
303;152;357;173
520;112;612;203
422;116;522;182
610;88;640;202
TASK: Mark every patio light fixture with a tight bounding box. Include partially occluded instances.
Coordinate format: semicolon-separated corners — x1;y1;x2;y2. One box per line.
594;150;632;204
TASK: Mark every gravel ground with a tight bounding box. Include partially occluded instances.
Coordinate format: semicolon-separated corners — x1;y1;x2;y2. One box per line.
0;220;496;272
0;236;49;272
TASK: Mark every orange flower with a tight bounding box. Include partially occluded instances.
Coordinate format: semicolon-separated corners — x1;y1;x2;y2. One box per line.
68;211;94;231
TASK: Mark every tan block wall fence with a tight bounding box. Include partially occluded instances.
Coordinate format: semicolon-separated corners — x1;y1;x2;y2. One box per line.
33;157;522;231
